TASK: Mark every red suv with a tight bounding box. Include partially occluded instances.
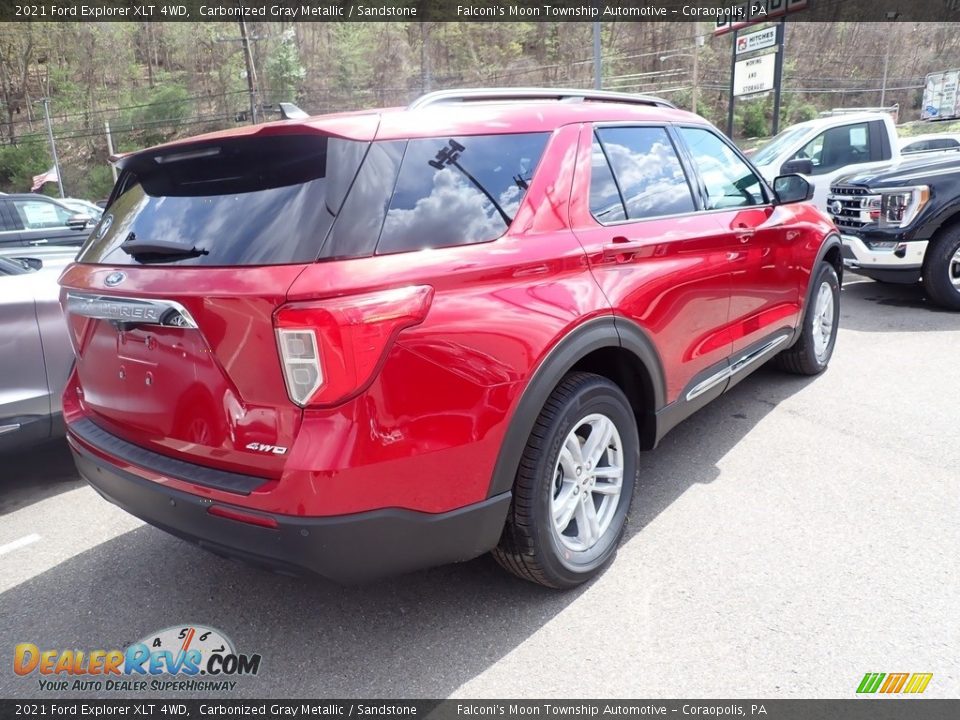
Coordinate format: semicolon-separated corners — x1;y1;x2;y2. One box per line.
59;89;841;588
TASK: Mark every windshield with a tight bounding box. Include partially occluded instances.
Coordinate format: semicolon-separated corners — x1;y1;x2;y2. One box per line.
751;125;812;166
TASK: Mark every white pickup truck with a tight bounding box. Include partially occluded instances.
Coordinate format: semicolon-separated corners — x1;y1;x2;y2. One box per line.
749;112;907;211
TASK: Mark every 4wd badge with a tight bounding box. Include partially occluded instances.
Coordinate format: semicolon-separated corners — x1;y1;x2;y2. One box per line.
245;442;287;455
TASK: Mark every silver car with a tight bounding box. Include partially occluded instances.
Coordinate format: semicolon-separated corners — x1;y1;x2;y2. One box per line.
0;249;76;451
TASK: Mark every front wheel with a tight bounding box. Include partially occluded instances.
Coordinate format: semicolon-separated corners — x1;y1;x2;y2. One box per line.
493;372;638;589
775;262;840;375
922;226;960;310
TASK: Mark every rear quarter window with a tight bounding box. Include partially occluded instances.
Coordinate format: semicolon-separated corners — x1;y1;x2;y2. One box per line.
375;133;549;255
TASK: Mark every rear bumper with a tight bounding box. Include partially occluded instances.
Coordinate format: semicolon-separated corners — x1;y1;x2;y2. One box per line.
69;436;511;584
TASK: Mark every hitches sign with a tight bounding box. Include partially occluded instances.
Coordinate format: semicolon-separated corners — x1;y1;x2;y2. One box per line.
736;27;777;55
734;52;777;97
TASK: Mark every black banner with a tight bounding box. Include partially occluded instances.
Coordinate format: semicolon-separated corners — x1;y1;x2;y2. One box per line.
1;700;959;719
0;0;959;23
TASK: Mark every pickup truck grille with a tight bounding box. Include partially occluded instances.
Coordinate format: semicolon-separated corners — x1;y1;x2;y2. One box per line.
827;185;878;232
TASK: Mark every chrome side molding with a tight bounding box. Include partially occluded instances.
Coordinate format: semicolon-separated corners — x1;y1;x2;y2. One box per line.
686;334;790;401
65;292;198;329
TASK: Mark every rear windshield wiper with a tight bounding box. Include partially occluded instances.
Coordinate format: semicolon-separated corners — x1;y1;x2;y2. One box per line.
120;234;209;260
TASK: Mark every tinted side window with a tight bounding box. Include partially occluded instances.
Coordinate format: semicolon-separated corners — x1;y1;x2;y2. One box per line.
322;140;404;259
13;198;73;229
589;138;627;223
679;127;765;209
595;127;695;220
793;122;871;174
376;133;548;254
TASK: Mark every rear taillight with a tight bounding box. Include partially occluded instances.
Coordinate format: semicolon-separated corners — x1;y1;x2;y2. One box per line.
274;285;434;407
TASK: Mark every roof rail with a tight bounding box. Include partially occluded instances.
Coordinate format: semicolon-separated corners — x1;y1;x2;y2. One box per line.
407;87;677;111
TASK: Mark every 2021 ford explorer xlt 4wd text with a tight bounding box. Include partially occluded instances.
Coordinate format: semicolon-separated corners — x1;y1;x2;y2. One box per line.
59;89;841;588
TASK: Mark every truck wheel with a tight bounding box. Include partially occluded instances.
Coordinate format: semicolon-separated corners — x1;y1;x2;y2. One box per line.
493;372;638;589
922;226;960;310
776;262;840;376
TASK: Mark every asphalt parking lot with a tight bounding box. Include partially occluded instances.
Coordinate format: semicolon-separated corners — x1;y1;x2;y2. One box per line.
1;275;957;700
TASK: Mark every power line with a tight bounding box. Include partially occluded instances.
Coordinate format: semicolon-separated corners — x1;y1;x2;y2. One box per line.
1;89;251;131
10;112;241;145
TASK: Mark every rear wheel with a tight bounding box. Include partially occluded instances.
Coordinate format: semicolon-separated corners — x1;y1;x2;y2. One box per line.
776;262;840;375
922;226;960;310
493;372;638;589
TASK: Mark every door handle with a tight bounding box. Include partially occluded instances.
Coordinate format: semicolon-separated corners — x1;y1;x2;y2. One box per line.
734;224;754;243
602;236;646;262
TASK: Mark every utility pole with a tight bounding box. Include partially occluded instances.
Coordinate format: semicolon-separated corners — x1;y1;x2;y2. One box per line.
593;19;602;90
772;17;786;135
238;16;259;124
880;14;898;108
104;120;118;183
40;98;64;198
880;38;891;107
692;28;703;115
726;28;738;138
420;23;432;93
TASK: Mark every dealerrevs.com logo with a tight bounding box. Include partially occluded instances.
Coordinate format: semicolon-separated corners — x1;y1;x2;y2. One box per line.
857;672;933;694
14;624;261;693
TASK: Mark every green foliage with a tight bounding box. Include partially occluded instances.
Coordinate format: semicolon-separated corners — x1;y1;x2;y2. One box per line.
121;84;191;150
789;102;818;124
70;164;115;201
265;32;306;104
0;142;51;193
331;25;373;94
736;97;770;138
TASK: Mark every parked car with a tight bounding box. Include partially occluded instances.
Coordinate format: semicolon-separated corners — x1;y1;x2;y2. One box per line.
0;251;75;452
59;88;841;587
0;193;95;248
751;113;958;212
827;153;960;309
59;198;104;221
899;133;960;155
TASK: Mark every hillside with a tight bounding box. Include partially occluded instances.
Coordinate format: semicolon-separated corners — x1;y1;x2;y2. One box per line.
1;21;958;200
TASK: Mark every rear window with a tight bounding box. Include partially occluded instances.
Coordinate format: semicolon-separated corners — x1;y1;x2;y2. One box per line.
78;135;368;266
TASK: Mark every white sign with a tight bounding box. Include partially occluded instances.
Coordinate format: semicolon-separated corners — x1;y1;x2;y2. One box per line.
736;26;777;55
734;53;777;97
922;70;960;121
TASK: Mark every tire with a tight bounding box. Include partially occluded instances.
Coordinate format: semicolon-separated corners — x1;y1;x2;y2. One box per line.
492;372;638;589
776;262;840;376
922;225;960;310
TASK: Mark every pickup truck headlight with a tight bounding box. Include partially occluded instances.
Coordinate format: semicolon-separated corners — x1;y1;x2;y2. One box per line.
875;186;930;228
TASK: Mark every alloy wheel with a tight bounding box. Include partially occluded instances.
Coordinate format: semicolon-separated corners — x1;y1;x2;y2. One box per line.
550;413;624;553
811;281;835;362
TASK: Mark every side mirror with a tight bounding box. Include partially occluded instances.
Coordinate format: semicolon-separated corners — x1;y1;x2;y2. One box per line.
780;158;813;175
773;174;814;205
66;214;91;230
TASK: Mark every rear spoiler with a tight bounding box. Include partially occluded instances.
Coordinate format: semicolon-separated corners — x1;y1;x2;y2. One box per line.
113;111;380;173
